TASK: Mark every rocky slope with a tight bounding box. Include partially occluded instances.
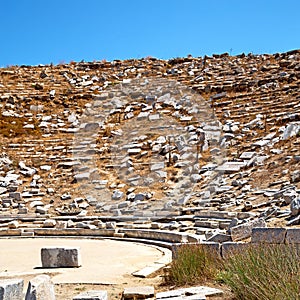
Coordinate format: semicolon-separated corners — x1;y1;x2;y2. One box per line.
0;50;299;241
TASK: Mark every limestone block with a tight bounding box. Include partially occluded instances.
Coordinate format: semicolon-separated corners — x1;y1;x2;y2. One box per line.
7;220;19;229
230;218;266;242
73;290;108;300
41;247;81;268
119;229;186;243
290;196;300;216
0;279;23;300
43;219;57;228
122;286;154;299
74;172;90;182
285;228;300;243
111;190;124;200
206;233;231;243
25;275;55;300
9;192;21;200
251;227;286;244
156;286;223;299
0;229;22;236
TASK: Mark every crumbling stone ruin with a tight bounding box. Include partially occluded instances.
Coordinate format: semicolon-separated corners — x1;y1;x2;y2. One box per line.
0;49;299;299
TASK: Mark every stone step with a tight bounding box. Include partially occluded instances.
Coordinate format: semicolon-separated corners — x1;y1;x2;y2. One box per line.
21;229;35;236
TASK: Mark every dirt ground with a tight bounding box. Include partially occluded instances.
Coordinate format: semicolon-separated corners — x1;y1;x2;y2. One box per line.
0;273;234;300
0;237;166;299
0;237;234;299
54;277;235;300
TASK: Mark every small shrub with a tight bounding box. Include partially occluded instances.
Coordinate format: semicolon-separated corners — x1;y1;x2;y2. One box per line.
164;244;222;286
219;244;300;300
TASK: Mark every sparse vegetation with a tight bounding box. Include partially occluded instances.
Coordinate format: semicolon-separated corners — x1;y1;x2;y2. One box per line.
164;244;222;286
220;244;300;300
165;243;300;300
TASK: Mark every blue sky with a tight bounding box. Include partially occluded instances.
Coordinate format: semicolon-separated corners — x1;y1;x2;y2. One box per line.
0;0;299;66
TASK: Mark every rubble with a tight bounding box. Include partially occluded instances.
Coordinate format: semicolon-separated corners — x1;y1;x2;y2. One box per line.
0;50;299;247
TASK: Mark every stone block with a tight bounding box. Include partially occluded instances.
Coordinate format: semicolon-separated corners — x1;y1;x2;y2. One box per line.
230;218;266;242
7;220;19;229
221;242;250;258
195;219;219;229
133;264;165;278
206;233;231;243
9;192;22;200
122;286;154;299
0;229;22;236
21;230;35;237
0;279;23;300
156;286;223;299
41;247;81;268
239;151;256;160
119;229;186;243
290;196;300;216
25;275;55;300
285;228;300;243
215;161;246;173
43;219;57;228
73;290;108;300
74;172;90;182
157;292;205;300
251;227;286;244
18;207;28;214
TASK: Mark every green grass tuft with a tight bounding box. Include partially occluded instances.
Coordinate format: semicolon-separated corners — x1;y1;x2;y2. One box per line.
164;244;222;286
219;244;300;300
165;243;300;300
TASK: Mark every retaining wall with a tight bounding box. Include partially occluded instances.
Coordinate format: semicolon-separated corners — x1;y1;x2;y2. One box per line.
172;227;300;259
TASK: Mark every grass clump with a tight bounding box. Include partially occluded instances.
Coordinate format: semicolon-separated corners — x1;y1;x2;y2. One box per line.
219;244;300;300
165;243;300;300
164;243;222;286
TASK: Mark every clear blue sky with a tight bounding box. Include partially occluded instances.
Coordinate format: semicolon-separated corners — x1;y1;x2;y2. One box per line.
0;0;299;66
